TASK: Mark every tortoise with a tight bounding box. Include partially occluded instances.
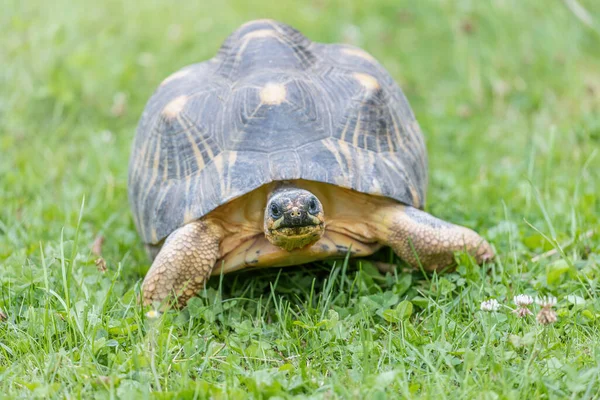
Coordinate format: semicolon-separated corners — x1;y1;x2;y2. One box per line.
128;19;494;308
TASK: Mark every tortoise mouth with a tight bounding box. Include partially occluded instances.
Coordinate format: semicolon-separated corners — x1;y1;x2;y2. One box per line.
273;224;323;236
266;223;325;251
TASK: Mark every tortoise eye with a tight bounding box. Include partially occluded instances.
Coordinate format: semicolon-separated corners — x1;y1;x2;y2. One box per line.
308;197;319;214
270;203;282;218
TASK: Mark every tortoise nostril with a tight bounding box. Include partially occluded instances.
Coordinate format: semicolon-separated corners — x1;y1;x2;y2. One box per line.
290;207;301;218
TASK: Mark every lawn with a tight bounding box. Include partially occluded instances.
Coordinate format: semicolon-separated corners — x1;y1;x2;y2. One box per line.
1;0;600;398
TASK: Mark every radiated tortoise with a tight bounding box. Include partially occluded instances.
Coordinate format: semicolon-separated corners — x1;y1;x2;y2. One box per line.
128;19;494;308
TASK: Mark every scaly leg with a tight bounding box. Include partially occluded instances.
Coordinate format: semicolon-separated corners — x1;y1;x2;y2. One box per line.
142;220;223;308
381;205;494;272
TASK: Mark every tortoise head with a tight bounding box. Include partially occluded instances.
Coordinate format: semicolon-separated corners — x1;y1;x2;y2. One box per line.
264;187;325;251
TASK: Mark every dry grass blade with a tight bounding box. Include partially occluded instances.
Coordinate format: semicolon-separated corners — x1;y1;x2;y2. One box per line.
92;235;105;257
563;0;597;29
531;229;595;262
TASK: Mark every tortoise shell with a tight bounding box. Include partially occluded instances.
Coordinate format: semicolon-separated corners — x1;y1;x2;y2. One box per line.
128;19;428;244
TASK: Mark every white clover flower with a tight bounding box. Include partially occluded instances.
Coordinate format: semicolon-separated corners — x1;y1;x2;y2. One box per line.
536;296;557;308
146;310;162;319
480;299;501;312
512;294;534;318
513;294;533;306
536;296;558;325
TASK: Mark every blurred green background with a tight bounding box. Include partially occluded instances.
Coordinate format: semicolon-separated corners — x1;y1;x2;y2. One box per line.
1;0;599;398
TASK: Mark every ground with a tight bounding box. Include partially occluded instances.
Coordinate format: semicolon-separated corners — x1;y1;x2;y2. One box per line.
1;0;600;398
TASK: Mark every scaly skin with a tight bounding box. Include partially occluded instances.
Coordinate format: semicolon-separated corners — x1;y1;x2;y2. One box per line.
142;220;223;308
379;205;494;272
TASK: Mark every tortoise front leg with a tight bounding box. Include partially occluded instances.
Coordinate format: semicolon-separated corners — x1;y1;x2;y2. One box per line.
379;205;494;272
142;220;223;308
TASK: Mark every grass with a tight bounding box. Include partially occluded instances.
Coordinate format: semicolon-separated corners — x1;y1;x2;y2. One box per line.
1;0;600;398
